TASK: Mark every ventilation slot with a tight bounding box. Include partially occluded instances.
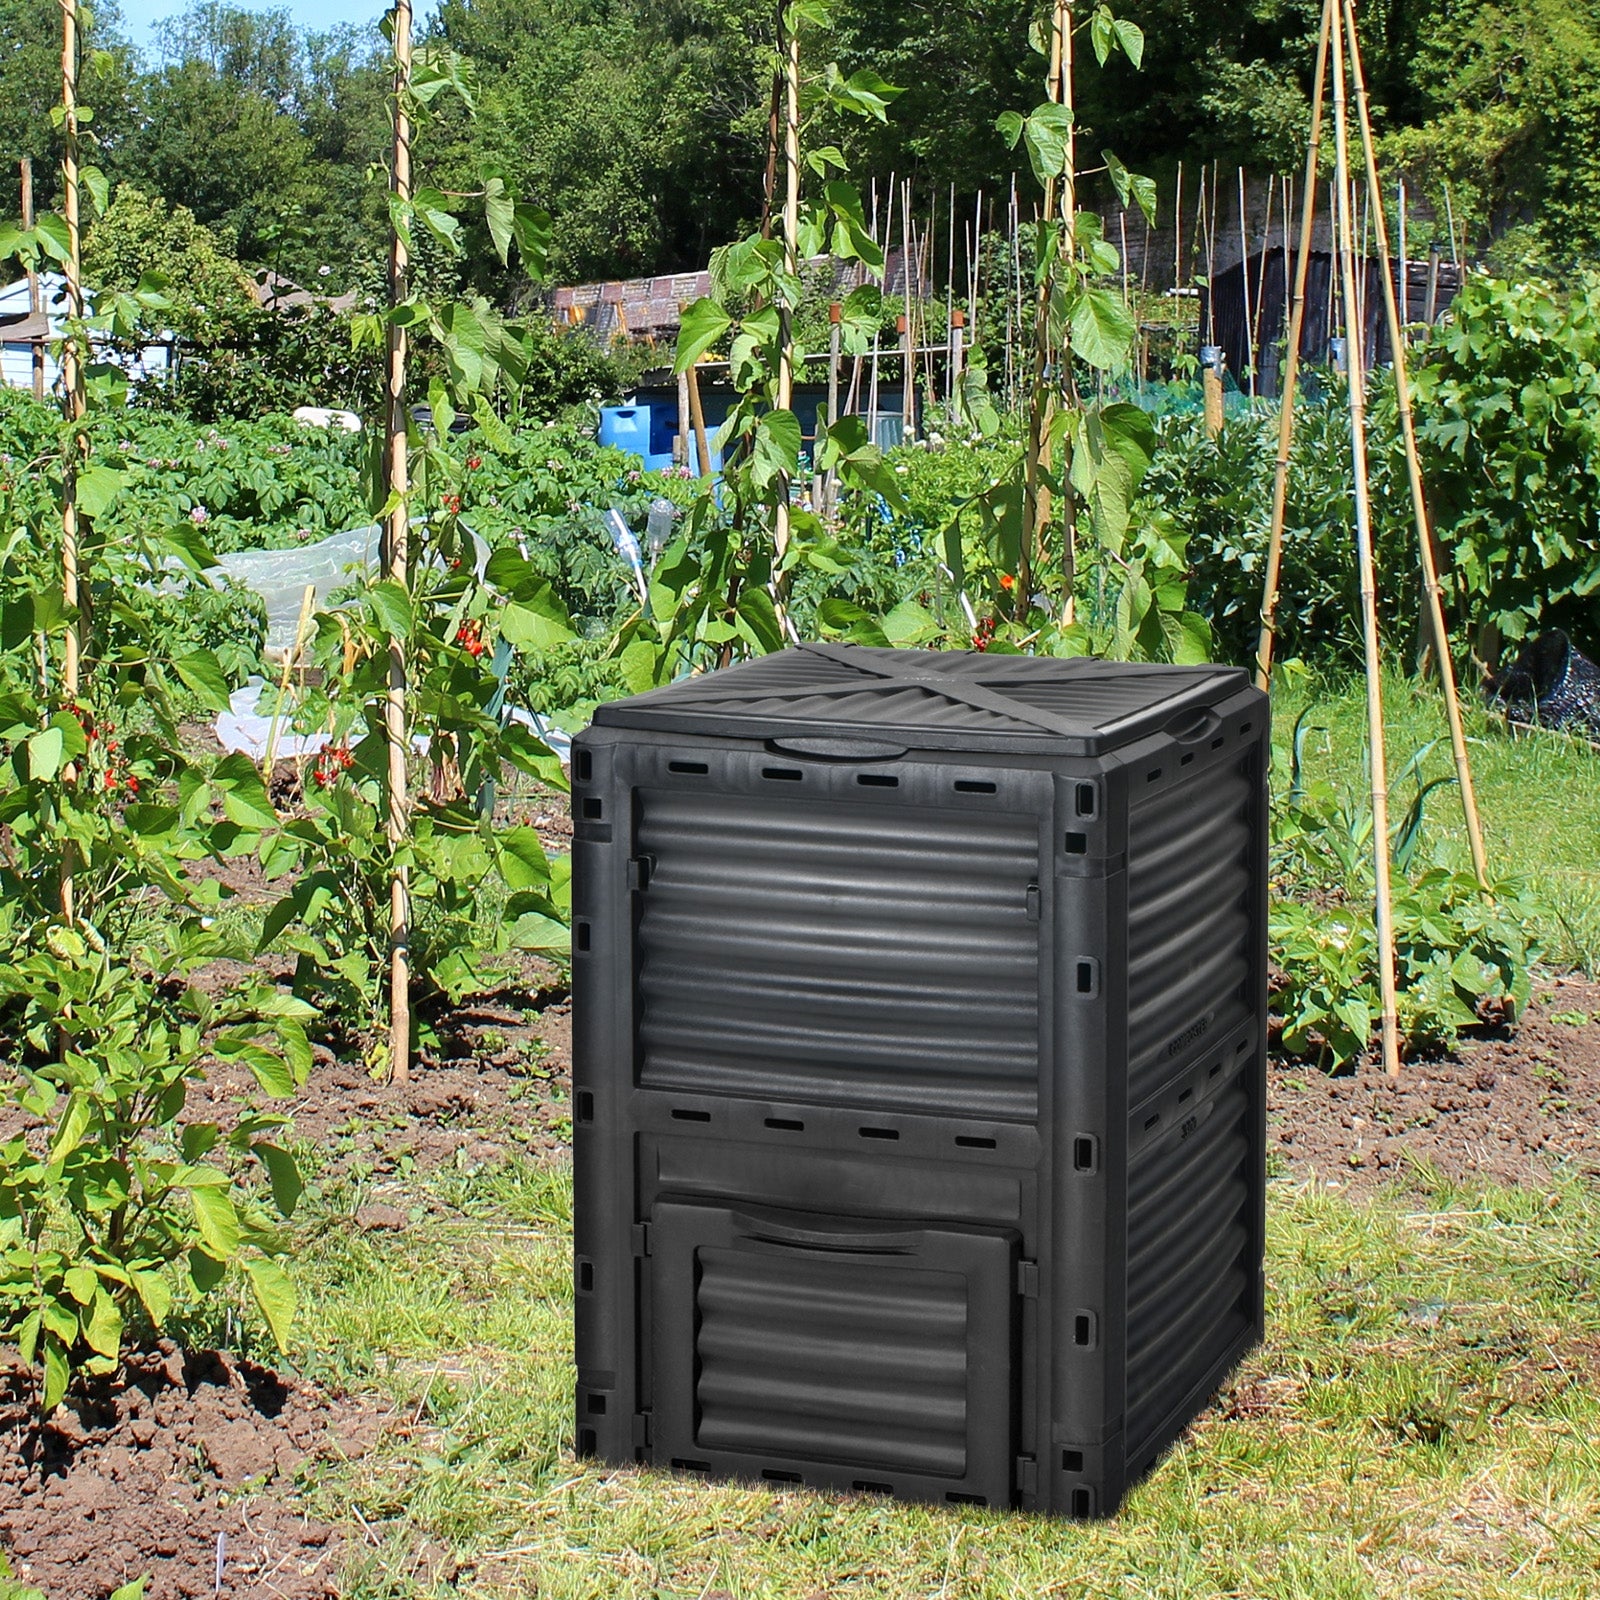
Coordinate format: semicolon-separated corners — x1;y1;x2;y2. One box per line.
586;1392;607;1415
577;1259;594;1292
578;1428;597;1455
1073;1135;1099;1173
1075;782;1097;817
669;760;709;775
1064;831;1087;855
857;773;899;788
854;1479;893;1494
1181;752;1195;766
1073;1312;1097;1348
1062;1449;1084;1472
576;1090;594;1123
858;1126;899;1141
1076;959;1099;996
762;1468;802;1483
946;1492;987;1506
575;922;591;953
954;779;996;794
955;1135;996;1149
1146;768;1162;783
581;797;603;819
1240;721;1253;734
575;750;592;782
1178;1087;1193;1104
1144;1112;1161;1132
1210;735;1225;749
671;1108;711;1123
762;766;802;782
764;1117;804;1132
672;1458;710;1472
1072;1487;1093;1517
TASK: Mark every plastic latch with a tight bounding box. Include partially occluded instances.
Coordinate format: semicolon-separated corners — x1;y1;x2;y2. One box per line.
1025;884;1041;922
632;1411;652;1447
1016;1259;1039;1297
627;855;653;891
1015;1455;1038;1495
631;1222;651;1257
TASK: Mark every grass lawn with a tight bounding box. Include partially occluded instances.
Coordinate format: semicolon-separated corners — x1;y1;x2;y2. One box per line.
276;1143;1600;1600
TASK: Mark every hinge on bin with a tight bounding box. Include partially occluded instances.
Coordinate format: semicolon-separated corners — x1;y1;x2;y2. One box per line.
627;855;654;891
1015;1455;1038;1496
1016;1259;1039;1297
631;1221;652;1257
632;1410;652;1448
1025;883;1041;922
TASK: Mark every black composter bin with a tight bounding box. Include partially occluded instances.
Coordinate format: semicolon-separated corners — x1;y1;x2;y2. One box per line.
571;643;1268;1517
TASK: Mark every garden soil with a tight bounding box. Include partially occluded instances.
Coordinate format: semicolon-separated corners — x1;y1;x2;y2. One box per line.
0;1344;384;1599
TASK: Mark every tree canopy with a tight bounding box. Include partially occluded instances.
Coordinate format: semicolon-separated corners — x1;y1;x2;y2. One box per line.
3;0;1600;288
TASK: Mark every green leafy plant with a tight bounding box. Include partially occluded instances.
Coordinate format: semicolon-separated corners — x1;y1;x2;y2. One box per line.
0;928;310;1412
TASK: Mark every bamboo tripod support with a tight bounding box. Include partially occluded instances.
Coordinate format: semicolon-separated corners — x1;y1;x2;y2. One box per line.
1254;0;1495;1075
1328;0;1402;1077
1338;0;1490;895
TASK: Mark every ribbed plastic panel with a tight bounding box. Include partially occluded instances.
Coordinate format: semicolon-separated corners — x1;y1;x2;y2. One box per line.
635;789;1041;1118
1125;754;1257;1105
1124;1062;1255;1450
693;1248;970;1474
573;645;1268;1520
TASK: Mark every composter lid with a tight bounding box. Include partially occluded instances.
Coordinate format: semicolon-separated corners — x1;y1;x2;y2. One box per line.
592;642;1254;757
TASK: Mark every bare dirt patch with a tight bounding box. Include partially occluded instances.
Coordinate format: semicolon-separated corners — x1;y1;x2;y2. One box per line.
0;1344;384;1600
1270;973;1600;1193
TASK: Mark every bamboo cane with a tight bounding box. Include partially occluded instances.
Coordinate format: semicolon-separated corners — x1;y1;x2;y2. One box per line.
772;0;800;568
1020;0;1069;621
383;0;414;1082
1238;167;1253;397
262;584;316;781
21;160;44;402
1330;0;1402;1077
59;0;86;930
1254;0;1335;691
1340;0;1490;893
1252;174;1275;392
685;358;712;480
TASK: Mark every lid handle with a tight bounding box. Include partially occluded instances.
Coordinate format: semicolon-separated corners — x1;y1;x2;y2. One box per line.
1164;706;1222;744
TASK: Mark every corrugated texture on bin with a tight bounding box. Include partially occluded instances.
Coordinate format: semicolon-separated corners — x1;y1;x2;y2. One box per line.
571;642;1268;1517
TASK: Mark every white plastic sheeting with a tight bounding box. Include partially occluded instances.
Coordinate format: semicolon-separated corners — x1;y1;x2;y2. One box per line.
214;525;380;654
213;676;574;769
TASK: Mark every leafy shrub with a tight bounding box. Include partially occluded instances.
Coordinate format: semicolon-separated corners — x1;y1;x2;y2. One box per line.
1149;396;1418;671
1413;271;1600;660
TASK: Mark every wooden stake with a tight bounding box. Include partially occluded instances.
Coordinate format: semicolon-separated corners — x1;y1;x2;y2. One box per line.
383;0;414;1082
900;179;915;440
1341;0;1490;893
1254;0;1334;691
1330;0;1402;1077
825;300;841;513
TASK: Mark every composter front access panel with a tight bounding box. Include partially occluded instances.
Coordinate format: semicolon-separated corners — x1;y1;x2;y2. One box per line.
572;643;1268;1517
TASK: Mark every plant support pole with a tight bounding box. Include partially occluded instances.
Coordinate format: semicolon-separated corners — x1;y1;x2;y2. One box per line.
21;160;45;402
59;0;86;928
772;0;800;577
383;0;414;1082
1341;0;1490;892
1330;0;1402;1077
1253;0;1335;691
